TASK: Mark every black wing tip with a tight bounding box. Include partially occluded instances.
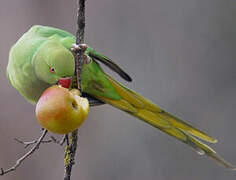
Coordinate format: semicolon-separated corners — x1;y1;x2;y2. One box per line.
90;53;133;82
122;73;132;82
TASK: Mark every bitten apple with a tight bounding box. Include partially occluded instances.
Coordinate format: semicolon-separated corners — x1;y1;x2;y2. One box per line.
35;85;89;134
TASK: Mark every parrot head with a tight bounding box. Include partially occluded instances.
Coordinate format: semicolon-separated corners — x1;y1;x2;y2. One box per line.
33;40;75;88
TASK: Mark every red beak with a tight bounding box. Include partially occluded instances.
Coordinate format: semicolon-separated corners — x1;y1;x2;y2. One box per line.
58;77;72;88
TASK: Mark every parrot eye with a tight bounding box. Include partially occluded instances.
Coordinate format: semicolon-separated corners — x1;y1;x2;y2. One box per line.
50;67;56;73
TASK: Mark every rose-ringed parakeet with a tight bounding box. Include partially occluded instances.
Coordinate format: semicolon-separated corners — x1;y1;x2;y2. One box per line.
7;25;235;169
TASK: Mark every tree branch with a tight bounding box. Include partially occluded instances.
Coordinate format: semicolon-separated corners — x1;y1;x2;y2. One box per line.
63;0;86;180
0;129;48;176
75;0;86;91
64;131;78;180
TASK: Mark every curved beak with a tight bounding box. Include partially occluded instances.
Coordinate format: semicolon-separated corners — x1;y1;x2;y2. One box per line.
58;77;72;88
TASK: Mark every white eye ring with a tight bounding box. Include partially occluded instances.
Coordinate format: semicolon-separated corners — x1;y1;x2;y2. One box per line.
50;67;56;73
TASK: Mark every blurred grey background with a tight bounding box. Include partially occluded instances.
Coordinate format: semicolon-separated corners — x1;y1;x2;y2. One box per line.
0;0;236;179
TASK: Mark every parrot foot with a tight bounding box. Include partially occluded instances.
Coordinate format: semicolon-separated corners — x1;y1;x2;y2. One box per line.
71;43;88;52
71;44;91;64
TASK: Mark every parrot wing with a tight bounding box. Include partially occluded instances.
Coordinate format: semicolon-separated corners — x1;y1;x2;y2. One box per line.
91;73;235;169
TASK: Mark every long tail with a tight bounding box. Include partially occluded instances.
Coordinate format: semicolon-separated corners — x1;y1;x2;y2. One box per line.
94;74;235;169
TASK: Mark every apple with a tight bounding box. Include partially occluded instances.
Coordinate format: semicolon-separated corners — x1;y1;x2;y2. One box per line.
35;85;89;134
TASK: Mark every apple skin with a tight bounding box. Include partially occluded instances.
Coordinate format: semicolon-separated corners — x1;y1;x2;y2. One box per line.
36;85;89;134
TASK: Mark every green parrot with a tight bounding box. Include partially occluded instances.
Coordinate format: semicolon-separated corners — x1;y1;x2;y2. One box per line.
7;25;235;169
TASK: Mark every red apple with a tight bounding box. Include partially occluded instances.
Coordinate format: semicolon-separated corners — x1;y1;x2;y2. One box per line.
36;85;89;134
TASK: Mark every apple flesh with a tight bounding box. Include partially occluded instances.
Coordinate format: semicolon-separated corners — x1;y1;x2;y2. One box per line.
36;85;89;134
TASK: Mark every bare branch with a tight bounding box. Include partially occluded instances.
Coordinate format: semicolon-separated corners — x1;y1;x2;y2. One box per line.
14;138;52;148
58;135;68;146
75;0;86;91
14;134;68;148
64;131;78;180
50;136;66;145
64;0;86;180
0;129;48;176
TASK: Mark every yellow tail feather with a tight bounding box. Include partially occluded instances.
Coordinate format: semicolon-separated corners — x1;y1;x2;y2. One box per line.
105;74;216;143
94;74;235;169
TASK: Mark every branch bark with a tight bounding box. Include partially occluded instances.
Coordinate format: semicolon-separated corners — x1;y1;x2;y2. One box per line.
63;0;86;180
75;0;86;91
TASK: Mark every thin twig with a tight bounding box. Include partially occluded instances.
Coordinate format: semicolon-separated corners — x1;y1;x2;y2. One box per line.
0;129;48;176
63;0;86;180
60;135;68;146
14;134;68;148
14;138;52;148
50;135;68;146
